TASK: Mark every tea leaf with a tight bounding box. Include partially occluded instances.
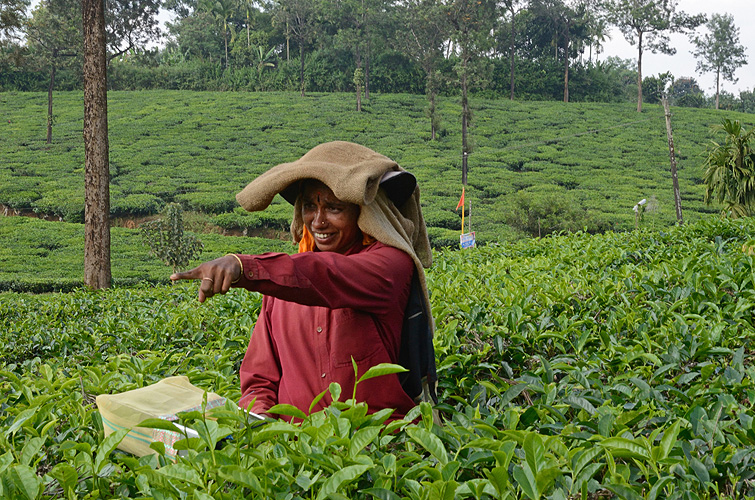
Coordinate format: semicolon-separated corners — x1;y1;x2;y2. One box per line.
600;437;650;460
315;464;370;500
94;428;129;473
348;426;381;458
268;404;308;420
357;363;408;384
9;465;42;500
407;428;448;465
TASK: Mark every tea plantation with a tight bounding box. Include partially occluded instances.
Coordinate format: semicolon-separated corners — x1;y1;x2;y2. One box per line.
2;216;755;498
3;91;754;248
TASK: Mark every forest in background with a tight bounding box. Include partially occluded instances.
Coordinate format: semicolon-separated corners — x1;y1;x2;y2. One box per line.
1;0;753;113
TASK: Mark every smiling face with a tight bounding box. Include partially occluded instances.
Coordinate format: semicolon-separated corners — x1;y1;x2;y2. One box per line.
301;181;361;254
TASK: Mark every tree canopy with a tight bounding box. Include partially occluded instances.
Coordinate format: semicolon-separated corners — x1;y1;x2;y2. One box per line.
691;13;748;111
3;0;750;112
604;0;705;112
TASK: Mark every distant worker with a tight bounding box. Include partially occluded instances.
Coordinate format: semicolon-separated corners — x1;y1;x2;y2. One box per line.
171;141;437;420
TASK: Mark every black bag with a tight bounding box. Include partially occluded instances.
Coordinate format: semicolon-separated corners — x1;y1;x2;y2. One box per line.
397;271;438;404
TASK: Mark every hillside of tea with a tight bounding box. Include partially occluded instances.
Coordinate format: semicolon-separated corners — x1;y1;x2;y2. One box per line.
3;91;753;247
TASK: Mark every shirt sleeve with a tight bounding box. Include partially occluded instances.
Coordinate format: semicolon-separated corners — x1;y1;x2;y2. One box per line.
238;296;281;414
232;244;415;316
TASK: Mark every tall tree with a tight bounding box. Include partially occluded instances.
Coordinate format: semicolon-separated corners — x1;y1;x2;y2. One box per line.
25;0;160;143
446;0;496;185
199;0;235;69
394;0;449;139
583;2;609;63
528;0;589;103
324;0;369;108
274;0;318;96
82;0;111;289
25;0;81;143
498;0;524;100
691;13;748;111
604;0;704;112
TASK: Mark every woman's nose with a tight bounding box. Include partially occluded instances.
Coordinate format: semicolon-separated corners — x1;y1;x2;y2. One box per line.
313;208;327;227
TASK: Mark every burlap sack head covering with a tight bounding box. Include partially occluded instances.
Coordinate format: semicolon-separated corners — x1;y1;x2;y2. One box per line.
236;141;432;273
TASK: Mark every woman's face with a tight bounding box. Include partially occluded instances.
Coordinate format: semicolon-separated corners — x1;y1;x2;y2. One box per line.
301;181;361;254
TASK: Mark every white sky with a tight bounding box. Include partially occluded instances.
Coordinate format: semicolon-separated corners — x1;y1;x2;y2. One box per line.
601;0;754;95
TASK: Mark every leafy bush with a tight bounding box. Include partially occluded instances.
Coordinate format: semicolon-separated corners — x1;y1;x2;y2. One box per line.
502;188;611;237
141;203;204;272
3;217;755;498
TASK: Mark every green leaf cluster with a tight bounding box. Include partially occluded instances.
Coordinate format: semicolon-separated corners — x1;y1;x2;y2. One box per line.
3;91;752;243
2;216;755;497
140;203;204;273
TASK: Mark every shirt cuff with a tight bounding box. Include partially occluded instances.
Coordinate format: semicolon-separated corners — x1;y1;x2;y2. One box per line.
233;254;259;286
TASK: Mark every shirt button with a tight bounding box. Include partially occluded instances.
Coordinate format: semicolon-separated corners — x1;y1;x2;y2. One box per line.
316;327;322;333
321;373;326;378
248;272;254;278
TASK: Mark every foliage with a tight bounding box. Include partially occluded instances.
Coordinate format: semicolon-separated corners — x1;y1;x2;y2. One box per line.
2;216;755;498
0;0;29;41
690;13;748;110
702;119;755;218
0;216;292;292
2;91;752;241
502;188;610;237
140;203;204;272
603;0;705;111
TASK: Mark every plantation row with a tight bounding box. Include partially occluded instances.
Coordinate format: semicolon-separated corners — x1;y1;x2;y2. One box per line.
2;216;755;498
3;91;752;243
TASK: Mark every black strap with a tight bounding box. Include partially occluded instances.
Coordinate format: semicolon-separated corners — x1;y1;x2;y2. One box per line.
397;271;438;404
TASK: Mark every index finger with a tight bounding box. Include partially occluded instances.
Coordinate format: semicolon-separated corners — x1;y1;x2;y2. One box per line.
170;267;201;281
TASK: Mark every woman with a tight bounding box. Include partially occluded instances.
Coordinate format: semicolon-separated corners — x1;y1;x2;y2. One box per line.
171;141;435;420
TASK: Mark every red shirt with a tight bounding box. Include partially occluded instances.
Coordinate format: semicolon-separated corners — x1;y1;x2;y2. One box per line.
234;241;417;419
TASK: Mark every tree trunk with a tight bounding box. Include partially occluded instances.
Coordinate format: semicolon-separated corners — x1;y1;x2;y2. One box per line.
662;96;683;225
362;0;368;100
430;91;436;141
365;39;370;100
224;26;229;69
82;0;111;289
299;44;305;97
715;68;720;110
47;59;56;144
563;27;570;103
636;31;643;112
509;8;515;100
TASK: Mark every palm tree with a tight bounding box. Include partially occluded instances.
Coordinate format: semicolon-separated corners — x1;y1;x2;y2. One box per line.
200;0;235;69
703;119;755;218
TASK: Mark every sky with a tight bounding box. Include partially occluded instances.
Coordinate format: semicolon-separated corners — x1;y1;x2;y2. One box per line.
600;0;755;95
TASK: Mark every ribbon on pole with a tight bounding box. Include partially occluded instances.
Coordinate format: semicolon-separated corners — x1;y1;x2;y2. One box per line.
455;186;465;234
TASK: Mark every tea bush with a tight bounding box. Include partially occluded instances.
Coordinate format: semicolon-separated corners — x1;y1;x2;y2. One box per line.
0;217;293;292
2;216;755;498
4;91;754;242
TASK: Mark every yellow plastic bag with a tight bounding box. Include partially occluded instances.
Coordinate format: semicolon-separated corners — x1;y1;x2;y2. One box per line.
96;376;226;459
